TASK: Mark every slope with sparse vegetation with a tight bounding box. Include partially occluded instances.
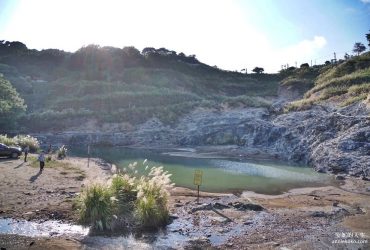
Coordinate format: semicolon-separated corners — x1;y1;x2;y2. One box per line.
0;41;280;132
284;52;370;111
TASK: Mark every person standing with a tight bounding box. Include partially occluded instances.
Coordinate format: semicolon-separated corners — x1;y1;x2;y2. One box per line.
24;145;29;162
38;151;45;172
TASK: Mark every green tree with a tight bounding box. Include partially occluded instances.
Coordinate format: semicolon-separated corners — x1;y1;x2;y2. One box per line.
366;30;370;48
300;63;309;68
252;67;264;74
0;74;26;130
353;42;366;56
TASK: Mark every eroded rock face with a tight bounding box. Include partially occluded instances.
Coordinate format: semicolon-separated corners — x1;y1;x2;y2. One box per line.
33;104;370;177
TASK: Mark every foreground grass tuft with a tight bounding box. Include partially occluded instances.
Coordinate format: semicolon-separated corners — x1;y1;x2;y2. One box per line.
76;161;174;231
78;184;114;231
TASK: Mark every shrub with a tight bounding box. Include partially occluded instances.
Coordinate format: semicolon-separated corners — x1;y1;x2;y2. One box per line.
76;161;174;231
78;184;114;231
111;174;136;216
134;166;174;228
0;134;15;146
0;134;39;152
57;145;68;159
135;194;168;228
13;135;40;152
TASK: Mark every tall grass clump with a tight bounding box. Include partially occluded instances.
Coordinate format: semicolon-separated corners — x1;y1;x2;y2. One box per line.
13;135;40;152
78;184;114;231
57;145;68;159
135;165;174;228
111;174;136;216
0;134;15;146
0;134;39;152
76;161;174;231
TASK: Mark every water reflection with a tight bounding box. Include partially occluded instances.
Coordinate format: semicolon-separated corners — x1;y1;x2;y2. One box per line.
70;146;334;194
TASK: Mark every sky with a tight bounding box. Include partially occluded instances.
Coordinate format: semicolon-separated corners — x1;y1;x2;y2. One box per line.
0;0;369;72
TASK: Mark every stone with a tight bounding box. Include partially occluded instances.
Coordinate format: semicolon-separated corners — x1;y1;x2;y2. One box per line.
213;202;230;210
230;202;264;211
169;215;179;220
49;231;58;236
190;203;212;213
244;221;253;225
335;175;345;180
311;211;328;217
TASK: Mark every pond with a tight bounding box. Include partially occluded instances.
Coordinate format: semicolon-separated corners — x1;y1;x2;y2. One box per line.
70;146;335;195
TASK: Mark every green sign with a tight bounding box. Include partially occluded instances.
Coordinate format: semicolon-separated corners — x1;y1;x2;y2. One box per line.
194;170;203;186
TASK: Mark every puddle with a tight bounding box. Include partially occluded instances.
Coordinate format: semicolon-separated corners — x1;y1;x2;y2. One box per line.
0;202;262;249
0;218;89;237
83;198;260;249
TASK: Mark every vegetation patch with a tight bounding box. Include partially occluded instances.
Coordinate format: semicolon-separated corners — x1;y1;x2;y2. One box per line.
284;99;315;112
283;53;370;110
29;155;76;170
0;134;39;152
0;41;281;132
76;161;174;231
340;93;368;107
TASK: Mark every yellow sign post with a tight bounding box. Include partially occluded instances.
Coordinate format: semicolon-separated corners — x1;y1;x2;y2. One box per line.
194;170;203;203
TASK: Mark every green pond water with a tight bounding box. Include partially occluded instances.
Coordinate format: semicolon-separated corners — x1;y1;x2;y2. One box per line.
70;146;335;195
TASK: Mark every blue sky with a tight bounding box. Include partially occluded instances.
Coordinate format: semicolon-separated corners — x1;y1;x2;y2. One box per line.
0;0;369;72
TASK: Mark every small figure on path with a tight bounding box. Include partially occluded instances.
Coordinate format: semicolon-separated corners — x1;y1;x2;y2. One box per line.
24;145;29;162
38;151;45;172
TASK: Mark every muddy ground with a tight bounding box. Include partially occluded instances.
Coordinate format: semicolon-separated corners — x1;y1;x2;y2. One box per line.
0;156;369;249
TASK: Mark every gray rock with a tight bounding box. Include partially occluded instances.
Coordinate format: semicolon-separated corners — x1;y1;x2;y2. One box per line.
230;202;264;211
335;175;345;180
213;202;230;210
190;203;213;213
311;211;328;218
32;104;370;178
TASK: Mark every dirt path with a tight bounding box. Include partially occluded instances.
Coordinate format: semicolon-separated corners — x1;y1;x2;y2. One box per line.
0;155;112;222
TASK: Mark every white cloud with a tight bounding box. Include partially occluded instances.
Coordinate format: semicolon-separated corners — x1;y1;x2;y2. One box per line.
360;0;370;4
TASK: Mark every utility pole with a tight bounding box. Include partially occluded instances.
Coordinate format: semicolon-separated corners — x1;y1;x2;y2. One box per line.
334;52;337;64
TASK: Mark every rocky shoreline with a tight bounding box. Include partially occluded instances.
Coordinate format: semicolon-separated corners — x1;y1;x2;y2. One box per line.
0;155;369;249
33;103;370;178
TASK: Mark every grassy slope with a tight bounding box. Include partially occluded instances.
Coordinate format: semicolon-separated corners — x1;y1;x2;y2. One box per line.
284;52;370;111
0;43;280;131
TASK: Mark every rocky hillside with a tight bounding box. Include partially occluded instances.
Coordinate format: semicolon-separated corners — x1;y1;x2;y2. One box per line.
34;53;370;178
0;41;279;132
1;40;369;178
